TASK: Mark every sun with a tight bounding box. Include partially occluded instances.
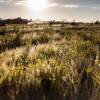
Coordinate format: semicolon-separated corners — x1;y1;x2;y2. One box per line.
28;0;47;11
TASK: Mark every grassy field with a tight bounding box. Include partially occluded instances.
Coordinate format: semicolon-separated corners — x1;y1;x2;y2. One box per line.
0;22;100;100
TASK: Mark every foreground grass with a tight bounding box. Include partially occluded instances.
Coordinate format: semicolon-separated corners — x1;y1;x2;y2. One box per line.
0;23;100;100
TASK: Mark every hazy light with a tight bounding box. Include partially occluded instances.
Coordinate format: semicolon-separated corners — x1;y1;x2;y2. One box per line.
28;0;48;11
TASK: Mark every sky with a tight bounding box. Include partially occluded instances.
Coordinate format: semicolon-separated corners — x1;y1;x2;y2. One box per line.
0;0;100;22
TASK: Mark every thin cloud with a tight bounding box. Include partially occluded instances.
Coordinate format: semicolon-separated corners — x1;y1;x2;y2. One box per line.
15;0;58;8
61;4;100;10
0;0;13;2
91;7;100;10
47;3;58;7
1;0;100;10
15;1;27;5
0;0;26;3
62;4;80;8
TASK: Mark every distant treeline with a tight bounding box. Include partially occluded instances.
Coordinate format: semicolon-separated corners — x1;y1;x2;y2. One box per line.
0;17;100;26
0;17;30;26
49;20;100;25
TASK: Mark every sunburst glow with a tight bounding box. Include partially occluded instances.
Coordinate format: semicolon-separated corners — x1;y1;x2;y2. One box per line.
28;0;48;11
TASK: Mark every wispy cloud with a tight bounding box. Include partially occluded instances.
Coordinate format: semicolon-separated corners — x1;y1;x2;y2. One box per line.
0;0;13;2
15;0;27;5
62;4;80;8
47;3;58;7
91;7;100;10
0;0;26;3
1;0;100;10
15;0;58;8
61;4;100;10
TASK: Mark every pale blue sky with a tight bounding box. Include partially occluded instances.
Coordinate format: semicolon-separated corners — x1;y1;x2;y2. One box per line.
0;0;100;22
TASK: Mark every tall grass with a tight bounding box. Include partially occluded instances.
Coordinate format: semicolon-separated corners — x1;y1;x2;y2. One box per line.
0;23;100;100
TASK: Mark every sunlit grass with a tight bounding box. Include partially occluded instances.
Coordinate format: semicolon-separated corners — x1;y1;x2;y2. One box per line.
0;23;100;100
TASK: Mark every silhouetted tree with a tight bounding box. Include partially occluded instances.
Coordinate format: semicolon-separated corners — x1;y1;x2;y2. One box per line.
0;17;29;25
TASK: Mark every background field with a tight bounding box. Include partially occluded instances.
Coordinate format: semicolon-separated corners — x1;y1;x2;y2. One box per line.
0;22;100;100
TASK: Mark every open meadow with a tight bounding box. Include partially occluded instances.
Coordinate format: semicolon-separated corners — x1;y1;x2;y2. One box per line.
0;22;100;100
